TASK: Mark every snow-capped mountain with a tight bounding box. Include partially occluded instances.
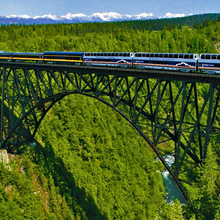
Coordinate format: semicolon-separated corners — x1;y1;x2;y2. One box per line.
0;12;185;25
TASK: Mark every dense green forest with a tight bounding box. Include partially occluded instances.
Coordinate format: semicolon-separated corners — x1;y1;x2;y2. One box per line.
0;15;220;219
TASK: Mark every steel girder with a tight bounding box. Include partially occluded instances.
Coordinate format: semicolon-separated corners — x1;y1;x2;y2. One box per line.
0;64;220;198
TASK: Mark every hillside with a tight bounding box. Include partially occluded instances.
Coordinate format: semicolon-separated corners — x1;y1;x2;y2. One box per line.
0;17;220;219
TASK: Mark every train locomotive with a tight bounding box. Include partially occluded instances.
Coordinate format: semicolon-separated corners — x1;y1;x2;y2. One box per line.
0;51;220;74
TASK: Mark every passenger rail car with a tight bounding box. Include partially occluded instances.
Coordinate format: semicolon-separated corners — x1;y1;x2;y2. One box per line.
198;54;220;74
11;52;44;62
83;52;133;67
0;52;13;61
43;52;84;64
133;53;199;72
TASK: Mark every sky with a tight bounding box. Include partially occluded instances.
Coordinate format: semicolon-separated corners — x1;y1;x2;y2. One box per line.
0;0;219;17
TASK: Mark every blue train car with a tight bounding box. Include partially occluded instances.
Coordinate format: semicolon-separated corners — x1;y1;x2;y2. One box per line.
198;54;220;74
0;52;13;61
83;52;133;67
11;52;44;62
133;53;199;72
44;51;84;64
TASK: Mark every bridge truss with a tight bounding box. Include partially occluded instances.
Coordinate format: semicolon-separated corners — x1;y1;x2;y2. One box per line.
1;62;220;201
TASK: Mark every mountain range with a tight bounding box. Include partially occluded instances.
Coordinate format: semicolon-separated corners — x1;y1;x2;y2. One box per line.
0;12;186;25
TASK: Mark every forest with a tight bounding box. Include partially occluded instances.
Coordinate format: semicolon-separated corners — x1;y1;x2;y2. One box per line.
0;14;220;219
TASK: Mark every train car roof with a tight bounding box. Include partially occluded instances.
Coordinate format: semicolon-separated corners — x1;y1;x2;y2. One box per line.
12;52;44;55
44;51;84;56
84;52;133;56
135;52;197;55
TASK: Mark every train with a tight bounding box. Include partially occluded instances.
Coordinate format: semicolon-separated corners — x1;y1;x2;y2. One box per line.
0;51;220;74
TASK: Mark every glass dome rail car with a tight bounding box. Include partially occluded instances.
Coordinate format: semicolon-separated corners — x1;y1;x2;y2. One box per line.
133;53;199;71
134;53;198;59
83;52;133;66
198;54;220;74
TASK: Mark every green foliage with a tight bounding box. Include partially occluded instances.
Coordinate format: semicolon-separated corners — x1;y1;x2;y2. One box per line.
183;147;220;220
157;199;184;220
0;153;79;219
36;95;166;219
0;15;219;53
1;15;220;219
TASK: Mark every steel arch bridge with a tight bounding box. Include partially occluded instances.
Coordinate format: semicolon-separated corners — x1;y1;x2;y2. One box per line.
1;61;220;201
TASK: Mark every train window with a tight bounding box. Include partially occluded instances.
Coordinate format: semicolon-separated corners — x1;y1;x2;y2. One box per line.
184;54;189;59
159;54;163;58
217;55;220;60
212;55;217;59
150;54;154;57
155;54;158;58
190;55;193;59
201;54;205;59
174;54;178;58
179;54;184;58
164;54;168;58
168;54;173;58
205;55;211;59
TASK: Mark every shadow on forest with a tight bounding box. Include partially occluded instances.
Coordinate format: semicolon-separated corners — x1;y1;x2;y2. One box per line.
33;141;107;220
